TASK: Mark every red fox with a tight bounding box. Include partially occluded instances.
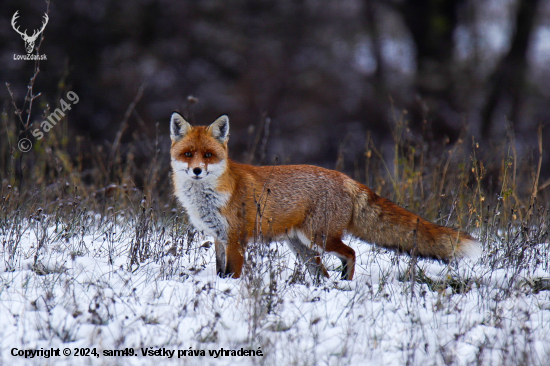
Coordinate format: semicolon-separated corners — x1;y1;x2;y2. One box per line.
170;112;481;280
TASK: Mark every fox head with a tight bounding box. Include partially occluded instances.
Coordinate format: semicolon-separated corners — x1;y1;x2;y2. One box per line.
170;112;229;182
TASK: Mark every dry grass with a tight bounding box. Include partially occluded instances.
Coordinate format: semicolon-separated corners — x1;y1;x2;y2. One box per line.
1;83;550;365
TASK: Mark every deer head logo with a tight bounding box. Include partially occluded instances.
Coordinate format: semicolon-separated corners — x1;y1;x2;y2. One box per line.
11;11;49;54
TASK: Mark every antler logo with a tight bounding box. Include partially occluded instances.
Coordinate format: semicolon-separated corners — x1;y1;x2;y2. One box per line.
11;10;49;54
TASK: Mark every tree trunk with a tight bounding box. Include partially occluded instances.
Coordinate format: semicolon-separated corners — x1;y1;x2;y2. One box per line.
480;0;540;138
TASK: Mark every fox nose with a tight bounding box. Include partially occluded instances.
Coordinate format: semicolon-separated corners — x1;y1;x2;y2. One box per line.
193;167;202;176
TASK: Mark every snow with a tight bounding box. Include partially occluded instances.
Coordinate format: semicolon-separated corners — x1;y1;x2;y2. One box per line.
1;219;550;365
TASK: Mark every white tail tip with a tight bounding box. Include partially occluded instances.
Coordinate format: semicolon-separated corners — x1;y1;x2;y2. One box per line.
458;239;482;259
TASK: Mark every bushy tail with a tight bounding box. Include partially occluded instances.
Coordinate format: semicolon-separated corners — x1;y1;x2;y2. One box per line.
348;184;481;260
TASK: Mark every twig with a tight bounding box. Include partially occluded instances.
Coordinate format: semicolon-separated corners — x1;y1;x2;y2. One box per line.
107;83;146;174
532;124;543;199
538;178;550;192
6;0;51;133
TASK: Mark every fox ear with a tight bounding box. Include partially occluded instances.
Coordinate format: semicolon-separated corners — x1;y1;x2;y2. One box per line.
208;115;230;143
170;112;192;142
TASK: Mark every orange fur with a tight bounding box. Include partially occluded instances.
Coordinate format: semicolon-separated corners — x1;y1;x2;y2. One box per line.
170;113;481;280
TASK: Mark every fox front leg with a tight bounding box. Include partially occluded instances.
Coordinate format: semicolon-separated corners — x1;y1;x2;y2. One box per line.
215;238;244;278
224;238;244;278
215;240;226;277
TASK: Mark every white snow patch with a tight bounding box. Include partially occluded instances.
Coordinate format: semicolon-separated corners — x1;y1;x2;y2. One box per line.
0;222;549;365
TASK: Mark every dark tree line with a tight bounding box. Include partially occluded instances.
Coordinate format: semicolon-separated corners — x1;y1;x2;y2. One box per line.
1;0;548;175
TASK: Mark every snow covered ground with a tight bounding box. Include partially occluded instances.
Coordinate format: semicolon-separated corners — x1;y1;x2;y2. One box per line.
1;216;549;366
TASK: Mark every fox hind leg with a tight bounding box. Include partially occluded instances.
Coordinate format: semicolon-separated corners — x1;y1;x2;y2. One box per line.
286;232;329;282
324;236;355;280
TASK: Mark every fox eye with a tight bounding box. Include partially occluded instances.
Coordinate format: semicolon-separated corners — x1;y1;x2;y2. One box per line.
184;152;192;157
204;152;213;158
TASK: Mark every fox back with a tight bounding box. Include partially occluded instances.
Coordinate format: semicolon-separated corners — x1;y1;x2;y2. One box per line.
170;112;481;281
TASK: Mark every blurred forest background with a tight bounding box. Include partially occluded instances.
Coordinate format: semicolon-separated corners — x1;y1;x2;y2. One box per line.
1;0;549;201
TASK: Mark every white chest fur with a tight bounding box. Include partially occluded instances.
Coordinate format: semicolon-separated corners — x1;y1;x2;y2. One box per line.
173;176;229;242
